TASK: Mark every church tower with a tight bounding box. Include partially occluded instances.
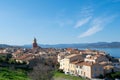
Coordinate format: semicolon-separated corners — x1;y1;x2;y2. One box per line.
32;38;38;48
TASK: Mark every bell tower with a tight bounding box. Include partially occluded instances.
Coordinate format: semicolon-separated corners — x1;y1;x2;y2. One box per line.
32;38;38;48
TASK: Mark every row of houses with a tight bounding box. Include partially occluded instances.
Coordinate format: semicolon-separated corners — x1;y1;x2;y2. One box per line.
58;49;120;79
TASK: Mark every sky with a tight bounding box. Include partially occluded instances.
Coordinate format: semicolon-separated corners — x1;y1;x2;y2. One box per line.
0;0;120;45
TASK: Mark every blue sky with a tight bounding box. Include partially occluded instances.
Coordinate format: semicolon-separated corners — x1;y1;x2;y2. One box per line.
0;0;120;45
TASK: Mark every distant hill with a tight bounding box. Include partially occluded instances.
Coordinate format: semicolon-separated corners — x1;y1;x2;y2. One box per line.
22;42;120;48
0;44;12;48
0;44;20;48
1;42;120;48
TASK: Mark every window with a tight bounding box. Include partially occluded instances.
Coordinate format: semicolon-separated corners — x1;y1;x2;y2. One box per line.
76;66;78;68
80;66;82;69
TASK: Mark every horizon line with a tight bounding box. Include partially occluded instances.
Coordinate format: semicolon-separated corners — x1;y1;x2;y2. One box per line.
0;41;120;46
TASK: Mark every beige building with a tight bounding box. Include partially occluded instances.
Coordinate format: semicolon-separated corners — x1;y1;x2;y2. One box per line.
58;53;107;79
59;54;84;74
75;61;104;79
58;49;120;79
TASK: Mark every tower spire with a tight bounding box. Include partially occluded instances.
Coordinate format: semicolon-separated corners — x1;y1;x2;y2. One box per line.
33;37;38;48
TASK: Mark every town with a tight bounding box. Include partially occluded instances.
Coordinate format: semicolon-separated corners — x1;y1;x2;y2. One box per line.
0;38;120;80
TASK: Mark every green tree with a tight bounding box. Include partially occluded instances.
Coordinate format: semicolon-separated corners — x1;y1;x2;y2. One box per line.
8;58;16;64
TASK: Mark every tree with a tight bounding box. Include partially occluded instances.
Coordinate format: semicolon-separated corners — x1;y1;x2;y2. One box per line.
28;57;54;80
28;63;54;80
8;58;16;64
6;54;12;61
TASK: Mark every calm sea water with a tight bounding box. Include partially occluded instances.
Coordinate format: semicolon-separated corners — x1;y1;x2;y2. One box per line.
79;48;120;58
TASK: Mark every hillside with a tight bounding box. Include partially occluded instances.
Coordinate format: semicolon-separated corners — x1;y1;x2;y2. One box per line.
1;42;120;48
22;42;120;48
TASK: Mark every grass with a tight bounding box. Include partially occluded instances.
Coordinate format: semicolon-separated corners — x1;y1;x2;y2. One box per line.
0;67;86;80
0;67;30;80
53;71;85;80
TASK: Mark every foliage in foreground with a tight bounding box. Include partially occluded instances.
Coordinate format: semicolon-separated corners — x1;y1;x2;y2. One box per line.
28;57;54;80
0;67;30;80
53;71;85;80
106;71;120;79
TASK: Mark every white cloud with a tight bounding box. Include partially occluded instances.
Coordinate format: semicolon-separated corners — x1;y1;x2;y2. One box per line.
74;16;92;28
78;25;102;38
78;16;116;38
74;6;93;28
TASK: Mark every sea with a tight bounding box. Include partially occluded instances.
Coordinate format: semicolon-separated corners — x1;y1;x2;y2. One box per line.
78;48;120;58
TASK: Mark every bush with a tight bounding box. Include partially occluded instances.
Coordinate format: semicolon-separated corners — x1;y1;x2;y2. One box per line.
57;69;64;73
0;67;29;80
